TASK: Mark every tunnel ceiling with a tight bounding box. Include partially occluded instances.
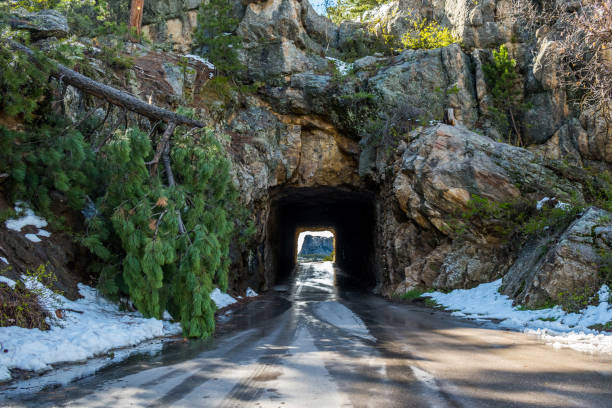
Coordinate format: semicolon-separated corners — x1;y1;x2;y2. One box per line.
266;186;377;288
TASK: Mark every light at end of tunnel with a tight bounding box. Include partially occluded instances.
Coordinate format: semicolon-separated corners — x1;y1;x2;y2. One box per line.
297;230;334;253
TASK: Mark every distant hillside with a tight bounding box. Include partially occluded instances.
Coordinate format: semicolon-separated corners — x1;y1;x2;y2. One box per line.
299;235;333;256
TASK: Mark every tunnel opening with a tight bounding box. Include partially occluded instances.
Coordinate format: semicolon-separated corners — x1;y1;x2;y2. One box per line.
296;228;335;262
266;186;377;289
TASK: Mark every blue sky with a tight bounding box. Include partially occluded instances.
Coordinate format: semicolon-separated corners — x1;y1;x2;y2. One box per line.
309;0;333;15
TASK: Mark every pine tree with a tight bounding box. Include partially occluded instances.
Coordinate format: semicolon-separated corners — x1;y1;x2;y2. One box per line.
192;0;242;74
483;45;527;146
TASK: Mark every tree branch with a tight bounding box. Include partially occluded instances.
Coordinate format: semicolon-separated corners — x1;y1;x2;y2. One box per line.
8;40;205;128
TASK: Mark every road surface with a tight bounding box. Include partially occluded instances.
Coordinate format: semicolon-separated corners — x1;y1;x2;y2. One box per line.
2;262;612;407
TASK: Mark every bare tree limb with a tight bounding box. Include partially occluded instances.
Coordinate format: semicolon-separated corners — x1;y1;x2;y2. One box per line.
148;122;176;176
161;143;187;236
8;40;205;128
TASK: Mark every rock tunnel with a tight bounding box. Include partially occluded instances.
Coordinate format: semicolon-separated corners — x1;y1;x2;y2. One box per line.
265;186;378;288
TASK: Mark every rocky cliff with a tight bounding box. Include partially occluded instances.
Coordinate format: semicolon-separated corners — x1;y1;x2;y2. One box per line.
6;0;611;310
299;235;334;257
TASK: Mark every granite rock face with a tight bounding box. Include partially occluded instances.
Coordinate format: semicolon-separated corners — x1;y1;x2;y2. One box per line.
501;207;612;308
8;9;70;39
299;235;334;257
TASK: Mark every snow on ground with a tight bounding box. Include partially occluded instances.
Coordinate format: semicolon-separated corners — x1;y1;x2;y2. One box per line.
0;256;8;265
314;301;376;341
422;280;612;354
4;202;51;242
0;280;181;382
211;287;258;308
326;57;353;75
210;288;237;309
0;275;16;288
0;365;10;382
536;197;570;210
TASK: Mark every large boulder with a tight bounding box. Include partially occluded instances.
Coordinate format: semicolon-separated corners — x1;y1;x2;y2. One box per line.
502;207;612;308
387;124;587;295
369;44;479;127
393;124;582;236
237;0;332;79
9;9;69;39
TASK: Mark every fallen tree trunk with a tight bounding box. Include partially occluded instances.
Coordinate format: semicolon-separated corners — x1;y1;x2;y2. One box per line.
8;40;205;128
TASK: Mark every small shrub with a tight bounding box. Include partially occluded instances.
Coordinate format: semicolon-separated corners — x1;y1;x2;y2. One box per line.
327;0;386;24
522;205;582;237
483;45;528;146
401;19;458;50
0;265;57;330
588;321;612;332
398;289;425;301
23;264;64;309
0;281;50;330
555;288;597;314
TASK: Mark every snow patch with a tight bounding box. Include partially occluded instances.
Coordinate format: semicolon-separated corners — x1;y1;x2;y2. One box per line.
5;202;51;242
24;233;41;243
36;229;51;238
314;301;376;341
210;288;237;309
326;57;353;75
0;282;181;382
0;256;8;265
536;197;570;211
422;280;612;354
184;54;215;71
246;287;258;297
0;276;16;289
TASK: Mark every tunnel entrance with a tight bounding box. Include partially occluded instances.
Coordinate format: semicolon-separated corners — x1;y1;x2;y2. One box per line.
266;186;377;288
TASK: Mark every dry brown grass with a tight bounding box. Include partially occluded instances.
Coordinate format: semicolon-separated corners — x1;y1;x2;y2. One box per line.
0;281;49;330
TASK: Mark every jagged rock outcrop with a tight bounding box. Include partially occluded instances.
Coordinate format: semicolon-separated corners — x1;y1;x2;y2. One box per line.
299;235;333;256
369;44;479;127
393;124;581;235
383;124;587;295
502;207;612;308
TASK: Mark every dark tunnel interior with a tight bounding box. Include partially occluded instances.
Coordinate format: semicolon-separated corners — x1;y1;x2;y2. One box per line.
266;186;377;288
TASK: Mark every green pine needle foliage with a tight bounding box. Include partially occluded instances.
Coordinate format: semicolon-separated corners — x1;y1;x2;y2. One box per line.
483;45;528;146
0;28;53;121
84;127;239;338
0;116;100;215
0;23;249;339
193;0;243;75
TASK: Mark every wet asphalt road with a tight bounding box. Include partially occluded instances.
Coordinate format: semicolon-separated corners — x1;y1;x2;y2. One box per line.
2;261;612;407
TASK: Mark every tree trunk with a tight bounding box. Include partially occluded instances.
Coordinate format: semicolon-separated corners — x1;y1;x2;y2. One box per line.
129;0;145;42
